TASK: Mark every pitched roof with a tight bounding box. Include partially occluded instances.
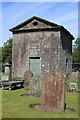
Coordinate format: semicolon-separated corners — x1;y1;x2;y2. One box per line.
9;16;74;40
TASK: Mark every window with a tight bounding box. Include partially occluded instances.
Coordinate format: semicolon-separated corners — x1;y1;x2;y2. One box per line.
33;21;38;26
66;59;68;65
66;59;68;73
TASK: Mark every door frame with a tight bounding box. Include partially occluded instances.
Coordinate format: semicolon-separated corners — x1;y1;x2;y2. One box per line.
29;57;41;76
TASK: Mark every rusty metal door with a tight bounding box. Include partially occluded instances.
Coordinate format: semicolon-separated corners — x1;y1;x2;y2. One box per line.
29;57;41;77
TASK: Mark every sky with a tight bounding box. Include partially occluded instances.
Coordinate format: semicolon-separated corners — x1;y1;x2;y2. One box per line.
0;1;78;47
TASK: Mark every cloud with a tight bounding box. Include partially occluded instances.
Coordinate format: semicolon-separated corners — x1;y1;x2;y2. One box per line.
2;2;44;26
1;2;78;47
54;11;78;24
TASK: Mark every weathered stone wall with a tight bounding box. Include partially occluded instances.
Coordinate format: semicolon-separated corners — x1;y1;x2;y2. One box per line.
60;30;72;75
18;20;52;30
69;71;79;80
12;18;72;78
12;31;60;78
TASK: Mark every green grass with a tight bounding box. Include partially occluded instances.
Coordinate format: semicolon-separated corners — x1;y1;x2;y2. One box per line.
65;79;78;84
2;88;79;118
0;90;2;119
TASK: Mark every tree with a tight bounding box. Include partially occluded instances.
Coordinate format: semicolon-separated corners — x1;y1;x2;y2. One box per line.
0;47;2;63
72;37;80;71
0;47;2;72
2;38;13;64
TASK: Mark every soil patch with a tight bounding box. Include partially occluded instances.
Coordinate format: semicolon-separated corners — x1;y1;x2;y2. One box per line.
29;103;76;113
21;93;29;96
65;107;76;112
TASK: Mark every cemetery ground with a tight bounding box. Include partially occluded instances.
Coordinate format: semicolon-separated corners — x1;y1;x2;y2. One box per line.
1;79;79;119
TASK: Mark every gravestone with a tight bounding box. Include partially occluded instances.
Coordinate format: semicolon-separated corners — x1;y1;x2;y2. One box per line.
1;63;10;80
29;76;42;97
41;71;65;112
23;70;33;88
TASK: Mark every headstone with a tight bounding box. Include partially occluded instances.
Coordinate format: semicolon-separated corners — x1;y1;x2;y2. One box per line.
23;70;33;88
1;74;9;80
41;71;65;112
29;76;41;97
1;63;10;81
5;63;10;74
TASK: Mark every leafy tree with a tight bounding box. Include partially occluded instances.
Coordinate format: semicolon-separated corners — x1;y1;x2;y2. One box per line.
0;47;2;63
0;47;2;72
0;47;2;56
72;37;80;71
2;38;13;64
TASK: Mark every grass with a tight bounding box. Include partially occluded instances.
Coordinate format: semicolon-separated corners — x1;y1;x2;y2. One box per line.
1;88;79;118
0;90;2;119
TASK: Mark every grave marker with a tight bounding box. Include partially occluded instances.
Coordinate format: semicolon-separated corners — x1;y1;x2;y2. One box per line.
41;71;65;112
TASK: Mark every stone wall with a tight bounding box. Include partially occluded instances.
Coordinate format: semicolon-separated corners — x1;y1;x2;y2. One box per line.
12;31;60;78
60;30;72;75
69;71;79;80
12;20;72;78
18;19;52;30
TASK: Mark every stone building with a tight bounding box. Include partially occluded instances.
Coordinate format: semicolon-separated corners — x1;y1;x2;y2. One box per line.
10;16;74;79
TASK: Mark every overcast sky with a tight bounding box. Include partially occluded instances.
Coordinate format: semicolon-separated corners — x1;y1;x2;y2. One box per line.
0;2;78;46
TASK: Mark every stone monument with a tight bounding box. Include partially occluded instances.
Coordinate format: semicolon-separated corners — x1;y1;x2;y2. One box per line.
23;70;33;88
1;63;10;80
41;71;65;112
29;76;42;97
